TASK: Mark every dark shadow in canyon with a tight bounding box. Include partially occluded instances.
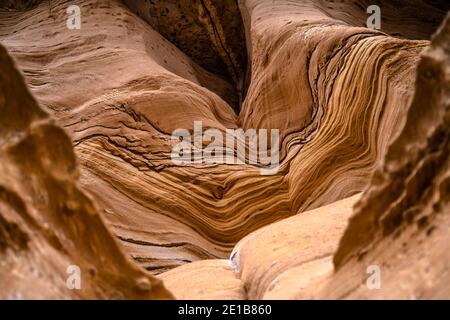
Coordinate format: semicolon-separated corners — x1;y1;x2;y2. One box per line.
123;0;249;114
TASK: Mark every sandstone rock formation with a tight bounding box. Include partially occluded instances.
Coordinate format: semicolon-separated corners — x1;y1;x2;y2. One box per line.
0;0;448;299
0;44;172;299
324;12;450;299
160;194;360;300
122;0;248;111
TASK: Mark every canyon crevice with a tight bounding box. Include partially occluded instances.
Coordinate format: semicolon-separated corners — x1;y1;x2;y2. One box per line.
0;0;449;299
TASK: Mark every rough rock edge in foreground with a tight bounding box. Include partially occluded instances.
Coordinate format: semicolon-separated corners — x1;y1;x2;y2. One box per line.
326;12;450;299
0;44;173;299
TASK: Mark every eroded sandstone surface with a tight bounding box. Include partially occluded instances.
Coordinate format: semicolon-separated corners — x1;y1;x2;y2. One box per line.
0;44;172;299
0;0;448;299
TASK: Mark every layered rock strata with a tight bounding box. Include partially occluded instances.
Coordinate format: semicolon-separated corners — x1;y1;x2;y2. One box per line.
0;0;448;300
1;0;442;274
0;44;172;299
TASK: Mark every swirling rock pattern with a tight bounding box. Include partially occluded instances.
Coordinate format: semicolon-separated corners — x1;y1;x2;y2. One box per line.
122;0;248;111
0;44;171;299
0;0;449;299
157;193;359;299
162;12;450;299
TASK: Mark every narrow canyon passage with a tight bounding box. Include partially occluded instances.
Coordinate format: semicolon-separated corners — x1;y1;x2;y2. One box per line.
123;0;250;113
0;0;447;272
0;0;449;300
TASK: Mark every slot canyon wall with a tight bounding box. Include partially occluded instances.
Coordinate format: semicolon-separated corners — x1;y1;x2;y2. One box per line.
0;0;448;299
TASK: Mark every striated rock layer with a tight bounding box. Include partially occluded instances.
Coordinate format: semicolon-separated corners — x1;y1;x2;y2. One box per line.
322;12;450;299
0;44;171;299
163;8;450;300
123;0;249;111
161;194;360;300
0;0;449;299
1;0;444;275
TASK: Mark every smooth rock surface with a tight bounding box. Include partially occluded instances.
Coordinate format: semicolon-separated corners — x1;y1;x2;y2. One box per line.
0;0;448;299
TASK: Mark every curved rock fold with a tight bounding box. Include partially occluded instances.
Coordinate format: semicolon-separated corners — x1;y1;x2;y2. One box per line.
0;0;449;299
